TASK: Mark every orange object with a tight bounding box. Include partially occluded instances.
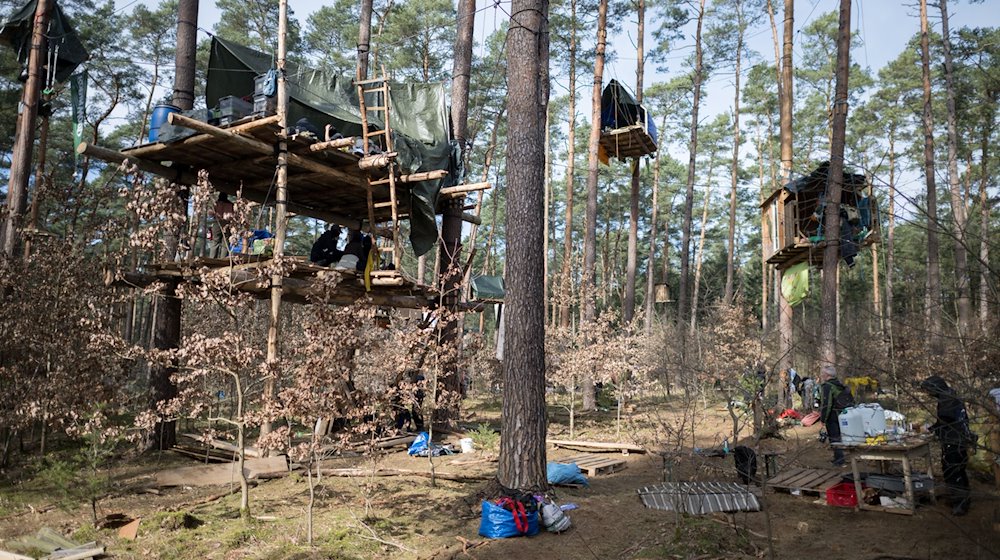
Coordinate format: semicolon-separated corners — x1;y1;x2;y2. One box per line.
802;411;821;427
826;482;862;508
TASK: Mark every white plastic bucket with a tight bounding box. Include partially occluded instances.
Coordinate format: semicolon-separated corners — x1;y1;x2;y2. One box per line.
839;408;866;444
459;438;474;453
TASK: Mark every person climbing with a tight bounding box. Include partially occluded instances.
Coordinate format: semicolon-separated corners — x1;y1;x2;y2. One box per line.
920;375;974;516
310;225;343;266
819;366;854;467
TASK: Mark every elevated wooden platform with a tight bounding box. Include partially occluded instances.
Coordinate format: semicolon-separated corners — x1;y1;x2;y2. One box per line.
599;124;657;160
765;232;880;271
117;256;437;308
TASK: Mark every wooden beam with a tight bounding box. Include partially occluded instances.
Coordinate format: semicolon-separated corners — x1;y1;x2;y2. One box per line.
462;212;481;225
168;113;362;186
439;181;491;197
399;170;448;183
123;115;282;158
308;136;357;152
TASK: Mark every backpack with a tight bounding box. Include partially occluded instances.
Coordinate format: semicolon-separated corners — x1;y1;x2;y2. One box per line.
829;380;855;412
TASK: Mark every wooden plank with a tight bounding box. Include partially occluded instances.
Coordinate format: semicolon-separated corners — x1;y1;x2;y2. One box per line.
766;467;807;487
154;456;287;487
0;551;35;560
181;433;262;458
547;439;645;454
44;546;105;560
781;470;828;489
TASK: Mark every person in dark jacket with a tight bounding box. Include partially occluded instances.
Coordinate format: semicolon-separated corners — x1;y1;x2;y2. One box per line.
310;225;343;266
819;366;853;466
343;229;373;271
920;375;972;516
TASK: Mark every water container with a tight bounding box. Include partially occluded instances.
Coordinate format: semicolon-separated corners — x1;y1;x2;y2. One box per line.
148;103;180;143
839;407;865;444
857;403;887;436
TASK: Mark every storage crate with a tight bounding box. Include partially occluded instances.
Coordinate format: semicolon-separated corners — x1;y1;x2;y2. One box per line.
253;94;276;117
254;73;272;96
826;482;863;508
866;473;934;495
219;95;252;119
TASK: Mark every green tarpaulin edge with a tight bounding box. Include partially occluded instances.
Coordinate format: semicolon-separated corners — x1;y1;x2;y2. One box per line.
0;0;88;83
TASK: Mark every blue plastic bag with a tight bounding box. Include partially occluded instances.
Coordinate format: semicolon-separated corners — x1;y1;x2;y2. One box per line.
546;462;589;486
478;500;539;539
407;432;430;456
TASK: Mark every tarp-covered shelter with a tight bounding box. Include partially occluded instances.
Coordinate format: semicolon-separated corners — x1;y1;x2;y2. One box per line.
0;0;88;82
599;79;657;160
762;161;879;270
201;38;454;257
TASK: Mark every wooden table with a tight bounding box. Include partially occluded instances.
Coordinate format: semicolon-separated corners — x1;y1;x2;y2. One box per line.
833;438;936;515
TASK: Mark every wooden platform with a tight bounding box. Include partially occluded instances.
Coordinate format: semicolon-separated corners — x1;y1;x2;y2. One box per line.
766;233;880;271
557;453;627;476
767;467;845;495
599;124;657;160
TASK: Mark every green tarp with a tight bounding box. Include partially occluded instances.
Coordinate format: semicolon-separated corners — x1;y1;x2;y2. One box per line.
471;275;505;302
781;262;810;307
0;0;88;83
205;38;454;256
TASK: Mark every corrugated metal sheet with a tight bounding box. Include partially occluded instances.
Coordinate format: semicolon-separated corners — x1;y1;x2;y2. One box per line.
637;482;761;514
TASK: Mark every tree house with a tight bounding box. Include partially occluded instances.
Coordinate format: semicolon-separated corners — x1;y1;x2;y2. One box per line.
761;161;879;271
598;79;658;161
82;38;489;309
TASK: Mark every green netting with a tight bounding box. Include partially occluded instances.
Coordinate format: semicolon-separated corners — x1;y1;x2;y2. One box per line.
0;0;88;82
471;275;505;302
204;37;453;257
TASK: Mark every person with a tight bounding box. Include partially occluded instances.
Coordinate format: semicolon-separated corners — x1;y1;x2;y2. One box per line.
920;375;973;516
310;225;343;266
208;193;235;258
819;365;854;467
779;369;793;410
340;229;373;271
793;374;817;413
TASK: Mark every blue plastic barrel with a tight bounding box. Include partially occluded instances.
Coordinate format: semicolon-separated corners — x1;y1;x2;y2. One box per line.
148;104;181;143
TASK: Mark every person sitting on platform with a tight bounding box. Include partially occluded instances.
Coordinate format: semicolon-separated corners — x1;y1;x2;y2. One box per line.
310;225;343;266
337;229;373;271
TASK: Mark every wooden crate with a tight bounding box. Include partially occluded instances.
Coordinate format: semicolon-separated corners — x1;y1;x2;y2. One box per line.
767;467;845;495
557;453;627;477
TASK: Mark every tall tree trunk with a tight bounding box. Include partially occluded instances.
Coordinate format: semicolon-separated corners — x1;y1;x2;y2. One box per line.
690;177;714;335
559;0;578;329
581;0;608;411
623;0;645;324
544;108;552;325
757;132;769;330
725;0;744;305
819;0;851;366
678;0;706;338
173;0;198;111
499;0;549;491
777;0;794;371
644;112;669;334
939;0;971;337
886;136;896;339
920;0;943;354
979;112;992;329
2;0;49;257
358;0;374;80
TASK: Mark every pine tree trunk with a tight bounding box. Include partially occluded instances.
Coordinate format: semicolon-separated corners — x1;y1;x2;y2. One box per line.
939;0;971;337
624;0;645;324
777;0;794;371
644;112;668;334
559;0;578;329
581;0;608;411
499;0;549;491
886;139;896;338
819;0;851;366
725;1;744;305
920;0;943;353
357;0;374;80
678;0;706;337
690;179;714;336
979;118;992;329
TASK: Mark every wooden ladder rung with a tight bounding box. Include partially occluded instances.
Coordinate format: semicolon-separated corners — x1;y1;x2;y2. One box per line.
356;77;387;85
366;106;388;111
366;129;388;136
373;201;393;209
370;178;393;186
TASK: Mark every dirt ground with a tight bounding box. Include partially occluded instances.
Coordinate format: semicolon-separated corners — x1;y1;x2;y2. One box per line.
1;397;999;560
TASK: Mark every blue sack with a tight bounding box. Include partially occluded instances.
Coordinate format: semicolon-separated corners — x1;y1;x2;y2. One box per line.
478;500;539;539
547;462;589;486
407;432;430;456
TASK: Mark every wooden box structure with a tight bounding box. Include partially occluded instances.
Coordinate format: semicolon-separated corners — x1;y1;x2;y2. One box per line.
598;79;657;161
761;162;879;270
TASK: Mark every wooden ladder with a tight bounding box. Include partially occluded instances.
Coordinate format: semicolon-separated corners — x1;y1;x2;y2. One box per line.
356;73;401;270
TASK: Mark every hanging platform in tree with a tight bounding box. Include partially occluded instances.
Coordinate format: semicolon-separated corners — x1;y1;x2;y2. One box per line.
111;256;437;309
598;79;658;161
761;161;880;271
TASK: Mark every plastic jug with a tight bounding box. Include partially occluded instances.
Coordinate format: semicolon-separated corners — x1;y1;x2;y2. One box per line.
857;403;887;436
838;407;865;444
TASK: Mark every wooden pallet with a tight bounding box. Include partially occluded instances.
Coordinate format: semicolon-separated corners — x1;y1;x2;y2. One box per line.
767;467;845;495
557;453;627;477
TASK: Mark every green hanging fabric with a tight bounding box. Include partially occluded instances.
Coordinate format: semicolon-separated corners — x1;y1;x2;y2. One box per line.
70;70;87;162
781;262;810;307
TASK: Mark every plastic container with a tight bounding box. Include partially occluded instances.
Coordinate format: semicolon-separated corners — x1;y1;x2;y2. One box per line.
839;408;866;444
148;103;180;143
856;403;887;436
826;481;862;507
459;438;474;453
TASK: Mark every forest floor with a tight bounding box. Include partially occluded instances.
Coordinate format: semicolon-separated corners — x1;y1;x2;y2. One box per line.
1;394;999;560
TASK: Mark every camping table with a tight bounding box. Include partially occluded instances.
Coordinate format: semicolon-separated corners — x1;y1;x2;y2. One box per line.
833;437;935;515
